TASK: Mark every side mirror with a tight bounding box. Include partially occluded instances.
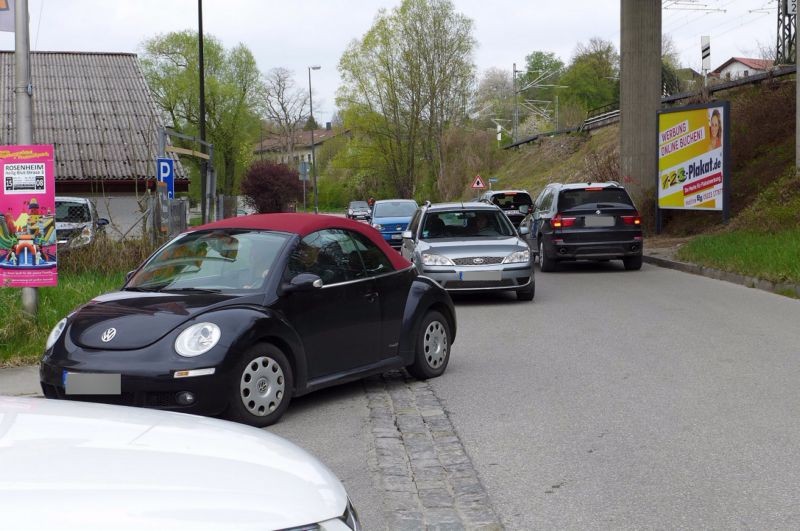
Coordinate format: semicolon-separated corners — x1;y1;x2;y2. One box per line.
518;205;530;215
402;230;413;240
518;225;529;236
281;273;323;294
125;270;135;282
97;218;110;226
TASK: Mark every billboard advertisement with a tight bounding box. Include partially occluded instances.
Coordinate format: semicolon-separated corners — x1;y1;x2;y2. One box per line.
0;145;58;287
657;101;729;212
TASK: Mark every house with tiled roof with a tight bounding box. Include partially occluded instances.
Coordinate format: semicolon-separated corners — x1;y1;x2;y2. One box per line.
0;51;187;236
711;57;774;81
253;124;348;165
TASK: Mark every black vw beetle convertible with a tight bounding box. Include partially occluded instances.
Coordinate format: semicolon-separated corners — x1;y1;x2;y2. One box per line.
40;214;456;426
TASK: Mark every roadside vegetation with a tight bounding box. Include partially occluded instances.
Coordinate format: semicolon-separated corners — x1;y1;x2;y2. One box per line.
0;238;157;366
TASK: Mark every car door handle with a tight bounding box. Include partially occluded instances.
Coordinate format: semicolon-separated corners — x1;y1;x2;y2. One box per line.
364;292;378;303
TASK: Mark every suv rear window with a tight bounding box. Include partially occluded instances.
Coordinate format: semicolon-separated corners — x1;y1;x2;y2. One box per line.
557;188;634;210
489;192;533;210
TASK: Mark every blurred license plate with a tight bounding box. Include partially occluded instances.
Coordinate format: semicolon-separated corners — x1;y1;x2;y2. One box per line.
64;371;121;395
460;270;501;281
584;216;614;227
391;234;402;240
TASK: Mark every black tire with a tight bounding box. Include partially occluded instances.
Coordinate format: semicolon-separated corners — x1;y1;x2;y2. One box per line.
225;343;293;427
516;281;535;301
623;255;643;271
539;238;556;272
407;310;451;380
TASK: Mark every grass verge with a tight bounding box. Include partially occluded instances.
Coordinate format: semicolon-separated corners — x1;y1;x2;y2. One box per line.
1;238;157;367
676;228;800;285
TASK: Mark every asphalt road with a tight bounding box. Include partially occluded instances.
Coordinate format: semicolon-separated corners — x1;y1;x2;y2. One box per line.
435;260;800;529
5;261;800;529
269;260;800;529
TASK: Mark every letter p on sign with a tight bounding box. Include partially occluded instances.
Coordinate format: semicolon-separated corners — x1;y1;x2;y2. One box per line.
157;157;175;199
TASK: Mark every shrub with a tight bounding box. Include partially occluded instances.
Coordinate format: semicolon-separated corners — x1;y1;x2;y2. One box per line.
241;161;304;213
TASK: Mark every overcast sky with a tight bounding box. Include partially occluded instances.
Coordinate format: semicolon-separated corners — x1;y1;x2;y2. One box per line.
0;0;778;124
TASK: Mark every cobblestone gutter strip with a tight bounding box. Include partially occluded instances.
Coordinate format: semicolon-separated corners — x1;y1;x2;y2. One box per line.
364;371;503;530
643;255;800;298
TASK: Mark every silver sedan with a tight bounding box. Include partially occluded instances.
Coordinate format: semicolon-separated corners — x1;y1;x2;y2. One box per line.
400;202;534;301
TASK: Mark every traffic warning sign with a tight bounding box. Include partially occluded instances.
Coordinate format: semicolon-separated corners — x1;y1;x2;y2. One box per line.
471;174;486;189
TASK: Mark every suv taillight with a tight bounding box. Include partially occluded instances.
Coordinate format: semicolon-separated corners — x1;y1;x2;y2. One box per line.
621;213;641;226
551;213;576;229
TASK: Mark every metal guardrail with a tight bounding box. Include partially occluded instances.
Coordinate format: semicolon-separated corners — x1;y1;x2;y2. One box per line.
505;64;797;149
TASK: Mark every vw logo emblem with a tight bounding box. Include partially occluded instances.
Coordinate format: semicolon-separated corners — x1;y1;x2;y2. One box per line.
101;328;117;343
473;257;485;264
596;209;602;215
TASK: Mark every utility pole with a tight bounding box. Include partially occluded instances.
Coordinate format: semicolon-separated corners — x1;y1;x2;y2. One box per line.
512;63;518;143
16;0;36;316
777;0;796;65
308;65;321;214
198;0;208;223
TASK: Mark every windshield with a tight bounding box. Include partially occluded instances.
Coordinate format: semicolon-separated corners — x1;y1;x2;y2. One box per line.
127;229;289;292
489;192;533;210
349;201;369;209
372;201;418;218
421;210;515;239
558;188;634;210
55;201;91;223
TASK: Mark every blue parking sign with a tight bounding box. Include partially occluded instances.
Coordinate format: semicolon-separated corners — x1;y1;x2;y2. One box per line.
157;157;175;198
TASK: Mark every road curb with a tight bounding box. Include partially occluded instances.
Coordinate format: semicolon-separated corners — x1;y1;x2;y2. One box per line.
643;254;800;299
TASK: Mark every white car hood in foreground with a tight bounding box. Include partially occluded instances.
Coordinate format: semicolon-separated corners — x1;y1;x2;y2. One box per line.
0;397;348;531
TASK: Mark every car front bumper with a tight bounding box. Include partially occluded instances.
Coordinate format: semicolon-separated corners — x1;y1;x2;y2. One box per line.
420;263;533;292
40;355;231;415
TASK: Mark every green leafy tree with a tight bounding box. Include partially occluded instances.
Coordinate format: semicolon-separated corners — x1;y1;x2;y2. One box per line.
140;31;262;202
560;38;619;116
337;0;476;199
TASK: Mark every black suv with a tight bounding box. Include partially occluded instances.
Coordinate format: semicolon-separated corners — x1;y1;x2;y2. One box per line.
521;182;642;272
478;190;534;228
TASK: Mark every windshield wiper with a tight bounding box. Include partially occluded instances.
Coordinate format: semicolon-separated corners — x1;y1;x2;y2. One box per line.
161;287;222;294
124;286;158;292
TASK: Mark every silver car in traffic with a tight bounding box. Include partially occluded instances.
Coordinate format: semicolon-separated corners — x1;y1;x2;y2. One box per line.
400;202;534;301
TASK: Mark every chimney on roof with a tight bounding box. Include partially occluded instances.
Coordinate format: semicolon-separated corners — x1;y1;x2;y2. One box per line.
326;122;332;131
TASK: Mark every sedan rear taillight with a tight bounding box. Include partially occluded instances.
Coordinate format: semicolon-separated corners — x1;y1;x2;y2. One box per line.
551;213;576;229
621;213;641;226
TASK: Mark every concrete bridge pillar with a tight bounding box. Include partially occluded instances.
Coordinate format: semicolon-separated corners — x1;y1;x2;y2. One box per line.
620;0;661;210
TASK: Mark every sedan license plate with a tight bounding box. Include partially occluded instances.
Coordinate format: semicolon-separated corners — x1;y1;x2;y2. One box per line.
584;216;615;228
460;270;502;281
64;371;121;395
391;234;403;240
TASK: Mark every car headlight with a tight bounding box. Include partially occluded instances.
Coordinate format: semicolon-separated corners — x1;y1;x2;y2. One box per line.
422;253;455;266
175;322;221;357
502;249;530;264
341;498;361;530
45;317;68;351
372;223;383;230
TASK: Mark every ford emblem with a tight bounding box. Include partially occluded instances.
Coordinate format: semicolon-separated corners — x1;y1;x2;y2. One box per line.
396;226;402;231
101;328;117;343
473;257;485;264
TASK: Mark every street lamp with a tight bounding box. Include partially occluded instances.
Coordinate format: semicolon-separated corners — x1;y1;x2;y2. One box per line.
308;65;321;214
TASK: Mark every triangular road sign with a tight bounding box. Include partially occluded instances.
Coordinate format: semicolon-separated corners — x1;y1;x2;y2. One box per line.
471;174;486;189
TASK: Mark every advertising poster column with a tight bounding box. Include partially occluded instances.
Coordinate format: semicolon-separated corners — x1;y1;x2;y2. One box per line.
0;145;58;287
656;102;730;232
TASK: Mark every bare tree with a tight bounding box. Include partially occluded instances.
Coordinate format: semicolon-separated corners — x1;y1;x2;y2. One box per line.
262;67;309;160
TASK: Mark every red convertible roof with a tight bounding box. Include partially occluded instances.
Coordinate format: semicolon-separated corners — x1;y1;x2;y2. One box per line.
196;213;412;270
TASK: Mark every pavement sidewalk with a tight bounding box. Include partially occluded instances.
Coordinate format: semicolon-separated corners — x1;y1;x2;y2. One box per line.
0;366;40;396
